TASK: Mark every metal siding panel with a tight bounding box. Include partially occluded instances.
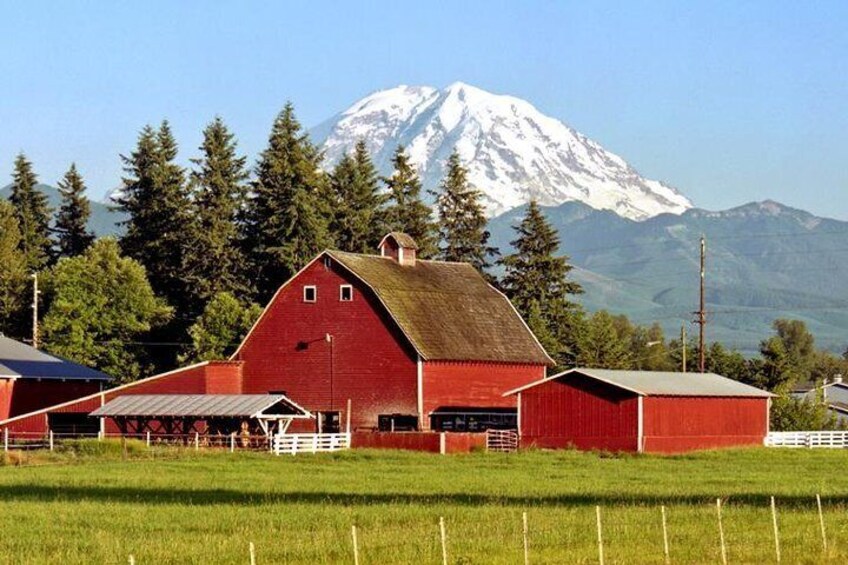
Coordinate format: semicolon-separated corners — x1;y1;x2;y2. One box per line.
642;396;769;452
519;373;639;451
235;260;418;430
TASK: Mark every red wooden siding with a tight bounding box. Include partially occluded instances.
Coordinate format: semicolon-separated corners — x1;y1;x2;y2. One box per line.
7;380;102;419
519;375;640;451
422;361;542;430
642;396;768;452
351;431;485;453
234;259;418;430
0;380;12;420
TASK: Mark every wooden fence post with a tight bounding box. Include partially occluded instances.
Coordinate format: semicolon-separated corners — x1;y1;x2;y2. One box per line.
146;431;151;447
439;517;448;565
661;505;670;563
817;494;828;552
3;428;8;452
596;505;604;565
351;525;360;565
771;496;781;562
230;432;235;453
128;555;135;565
194;432;199;451
716;499;727;565
523;511;529;565
249;541;256;565
49;430;54;451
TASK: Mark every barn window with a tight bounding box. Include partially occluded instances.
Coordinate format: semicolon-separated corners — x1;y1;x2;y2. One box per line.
339;285;353;302
303;286;317;303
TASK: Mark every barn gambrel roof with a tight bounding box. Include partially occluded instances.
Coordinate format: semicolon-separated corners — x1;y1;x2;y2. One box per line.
327;251;553;365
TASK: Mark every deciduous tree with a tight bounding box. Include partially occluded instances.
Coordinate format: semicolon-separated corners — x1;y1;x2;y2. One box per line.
42;238;172;383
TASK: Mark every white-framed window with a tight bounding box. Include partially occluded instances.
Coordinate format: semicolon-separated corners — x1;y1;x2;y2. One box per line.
339;284;353;302
303;285;317;303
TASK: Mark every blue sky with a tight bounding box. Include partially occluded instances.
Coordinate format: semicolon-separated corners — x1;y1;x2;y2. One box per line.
1;1;846;218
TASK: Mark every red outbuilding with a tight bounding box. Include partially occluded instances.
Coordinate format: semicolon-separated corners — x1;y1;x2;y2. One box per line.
505;368;773;453
1;233;552;437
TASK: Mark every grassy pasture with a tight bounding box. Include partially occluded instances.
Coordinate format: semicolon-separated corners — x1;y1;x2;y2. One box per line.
0;443;847;563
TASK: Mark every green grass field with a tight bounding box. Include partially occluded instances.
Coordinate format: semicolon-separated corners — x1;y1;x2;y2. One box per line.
0;443;847;564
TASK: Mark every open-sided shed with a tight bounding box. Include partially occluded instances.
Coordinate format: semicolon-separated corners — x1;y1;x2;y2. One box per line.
90;394;312;437
505;368;774;453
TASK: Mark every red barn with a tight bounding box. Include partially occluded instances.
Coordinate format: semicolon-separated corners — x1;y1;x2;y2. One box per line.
1;233;552;436
505;368;773;453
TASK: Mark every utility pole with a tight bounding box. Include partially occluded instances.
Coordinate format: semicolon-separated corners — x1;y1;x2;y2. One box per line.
695;236;706;373
31;273;40;349
681;325;687;373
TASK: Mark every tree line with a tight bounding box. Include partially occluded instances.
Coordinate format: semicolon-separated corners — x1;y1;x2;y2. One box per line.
1;102;843;430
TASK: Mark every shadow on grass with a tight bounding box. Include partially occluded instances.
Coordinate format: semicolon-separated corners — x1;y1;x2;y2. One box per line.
0;485;843;509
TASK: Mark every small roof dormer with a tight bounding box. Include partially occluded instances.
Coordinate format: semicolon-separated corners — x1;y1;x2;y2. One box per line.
378;232;418;267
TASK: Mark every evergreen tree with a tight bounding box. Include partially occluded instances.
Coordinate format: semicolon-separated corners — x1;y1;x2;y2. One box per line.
54;163;95;258
576;310;632;369
42;238;172;383
117;121;193;307
0;201;28;337
382;145;438;257
433;150;498;271
500;200;584;367
9;154;52;271
184;117;250;310
244;102;331;301
182;292;262;362
328;140;387;253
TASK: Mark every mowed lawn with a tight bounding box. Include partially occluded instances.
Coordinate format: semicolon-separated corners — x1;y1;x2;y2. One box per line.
0;445;847;564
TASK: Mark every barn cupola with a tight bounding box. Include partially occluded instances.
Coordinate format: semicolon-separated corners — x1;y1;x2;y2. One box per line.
378;232;418;266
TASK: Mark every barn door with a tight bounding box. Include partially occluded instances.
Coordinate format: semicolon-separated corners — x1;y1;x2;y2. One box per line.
317;411;340;434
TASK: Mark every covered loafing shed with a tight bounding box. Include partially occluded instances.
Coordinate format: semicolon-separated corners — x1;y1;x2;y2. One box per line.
89;394;312;438
505;368;774;453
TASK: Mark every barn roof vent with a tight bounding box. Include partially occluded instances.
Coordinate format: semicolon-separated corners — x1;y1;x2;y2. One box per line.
378;232;418;266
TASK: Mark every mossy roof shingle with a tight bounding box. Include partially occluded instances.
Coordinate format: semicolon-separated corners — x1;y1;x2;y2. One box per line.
328;251;553;365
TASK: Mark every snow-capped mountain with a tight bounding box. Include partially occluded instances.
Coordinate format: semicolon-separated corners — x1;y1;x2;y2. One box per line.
311;82;693;219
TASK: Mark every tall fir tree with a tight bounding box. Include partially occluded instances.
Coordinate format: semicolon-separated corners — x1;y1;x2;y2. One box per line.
244;102;331;302
328;140;387;253
382;145;438;257
9;154;52;271
0;201;28;337
117;121;193;307
184;117;250;311
499;200;583;366
54;163;95;258
432;150;498;272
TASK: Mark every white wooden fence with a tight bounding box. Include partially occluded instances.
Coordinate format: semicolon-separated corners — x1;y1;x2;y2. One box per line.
765;431;848;448
486;429;519;453
272;433;351;455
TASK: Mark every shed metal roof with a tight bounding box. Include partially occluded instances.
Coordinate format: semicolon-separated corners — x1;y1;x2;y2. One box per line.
90;394;311;418
505;368;775;398
0;336;111;381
